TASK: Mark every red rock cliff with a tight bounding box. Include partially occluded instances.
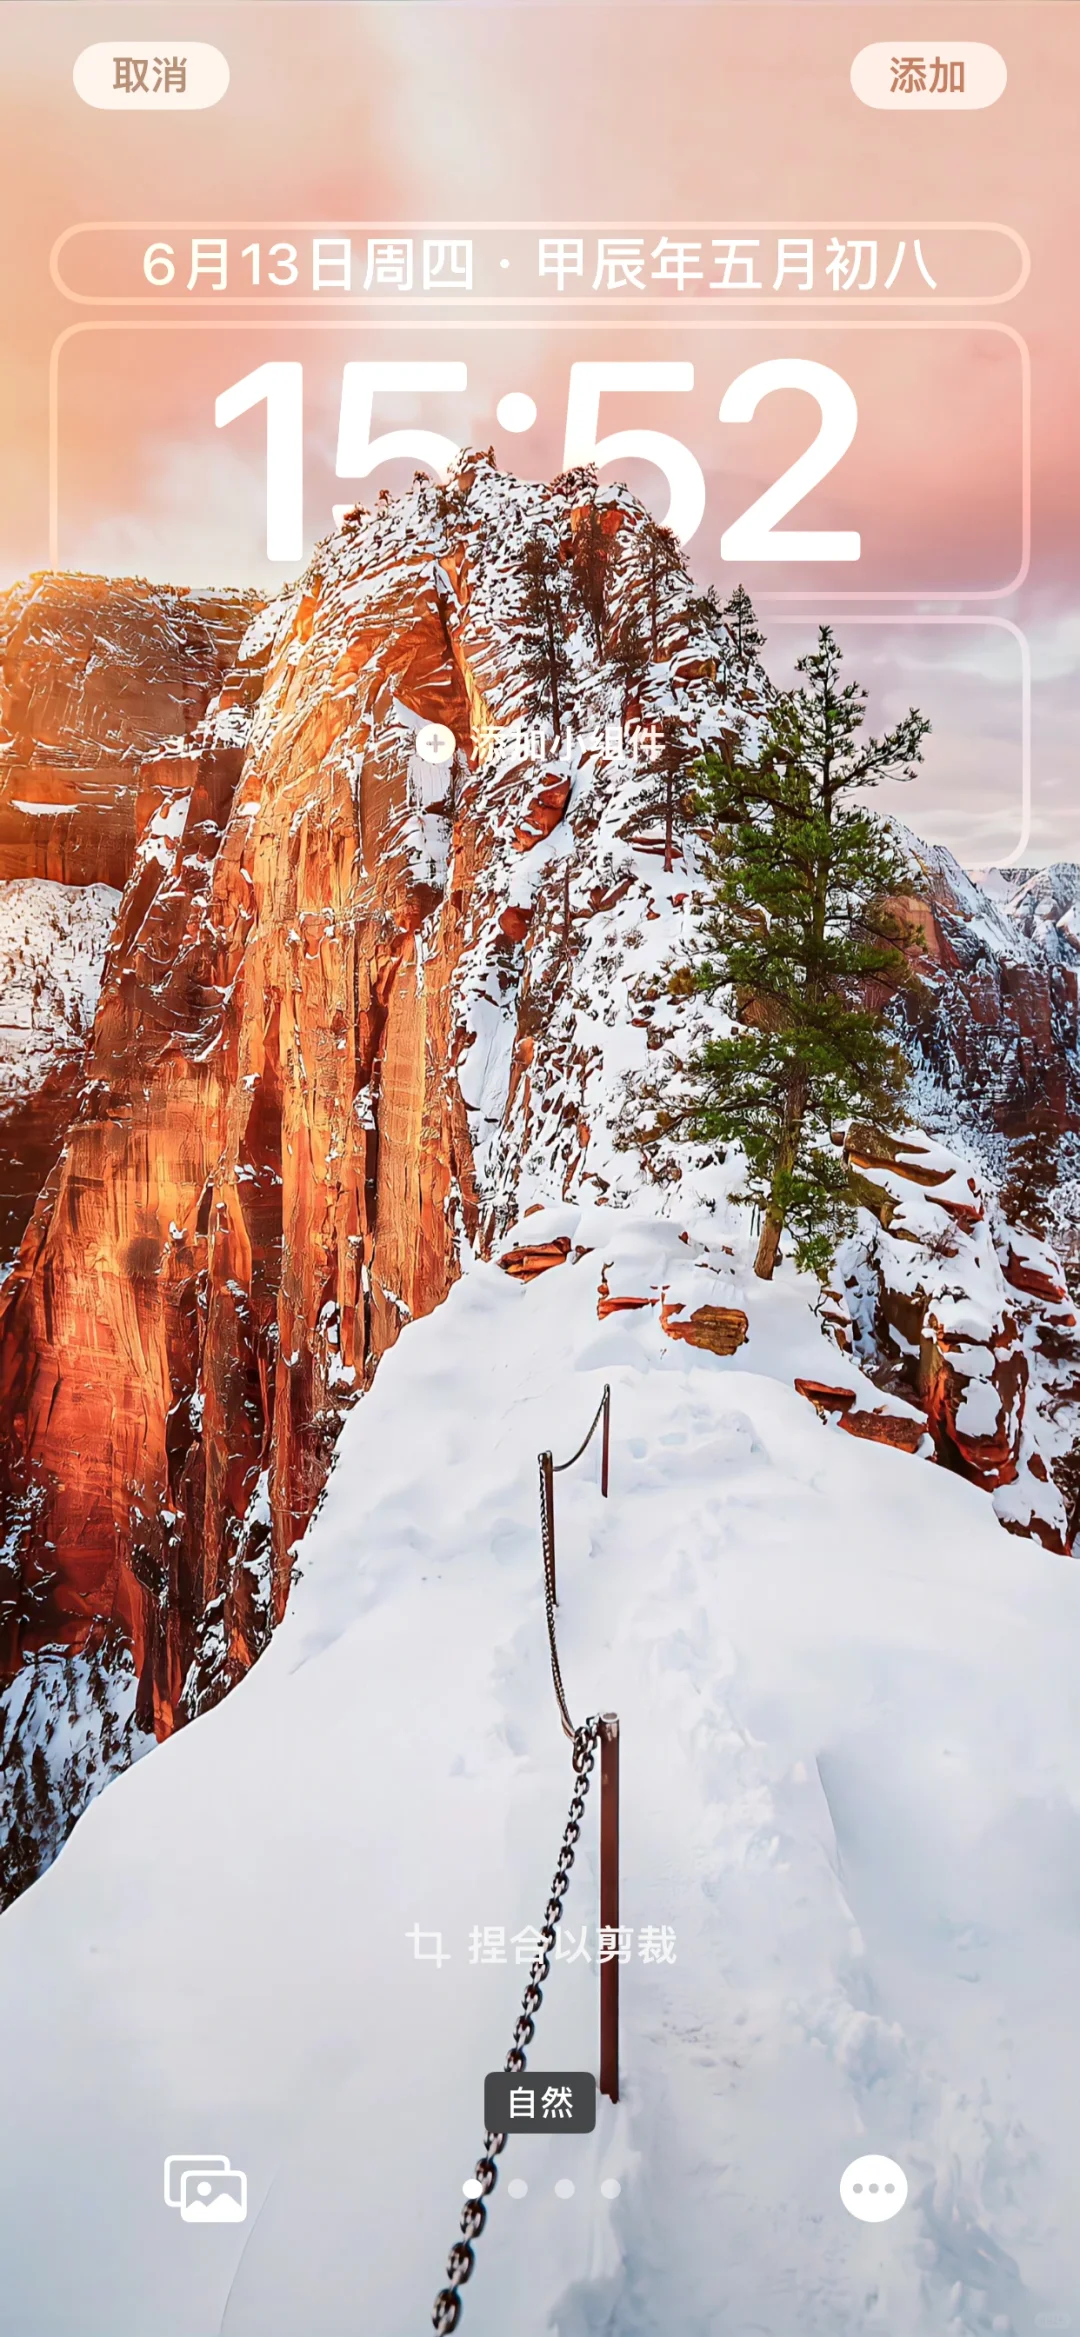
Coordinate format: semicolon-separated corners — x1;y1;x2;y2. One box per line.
0;465;745;1734
3;472;1079;1770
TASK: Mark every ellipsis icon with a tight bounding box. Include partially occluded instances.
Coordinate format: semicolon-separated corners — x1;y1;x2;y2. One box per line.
73;42;230;110
851;42;1007;110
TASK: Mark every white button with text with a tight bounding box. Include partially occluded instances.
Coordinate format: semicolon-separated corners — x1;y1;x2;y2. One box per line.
73;43;230;110
851;43;1006;110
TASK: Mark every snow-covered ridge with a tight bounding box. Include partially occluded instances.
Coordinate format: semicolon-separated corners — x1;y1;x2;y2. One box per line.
974;860;1080;944
898;830;1080;969
887;829;1080;1235
837;1124;1080;1552
2;1184;1079;2336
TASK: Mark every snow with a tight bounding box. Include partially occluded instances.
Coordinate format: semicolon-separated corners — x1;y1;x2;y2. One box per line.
141;792;191;867
0;1634;153;1914
201;703;253;750
973;863;1080;944
952;1375;1001;1435
0;877;119;1097
236;599;286;665
1;1197;1079;2337
3;461;1080;2334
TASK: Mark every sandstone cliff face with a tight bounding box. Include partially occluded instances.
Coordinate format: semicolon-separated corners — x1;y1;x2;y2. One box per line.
0;574;258;886
0;466;745;1744
0;575;260;1273
0;579;264;1901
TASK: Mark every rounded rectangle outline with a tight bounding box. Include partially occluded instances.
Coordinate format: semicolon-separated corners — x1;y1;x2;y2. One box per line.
48;317;1030;604
162;2152;228;2208
769;614;1031;863
49;219;1031;309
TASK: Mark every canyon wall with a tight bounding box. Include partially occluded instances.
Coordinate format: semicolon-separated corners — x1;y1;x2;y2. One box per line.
0;467;745;1739
895;837;1080;1136
0;573;260;1270
0;476;1077;1828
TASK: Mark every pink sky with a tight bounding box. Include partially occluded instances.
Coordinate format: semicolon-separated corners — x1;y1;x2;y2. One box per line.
0;1;1075;858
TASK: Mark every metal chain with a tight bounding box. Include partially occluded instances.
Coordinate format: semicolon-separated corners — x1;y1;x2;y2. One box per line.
539;1451;556;1610
542;1474;576;1741
540;1384;609;1734
551;1384;609;1474
430;1716;601;2335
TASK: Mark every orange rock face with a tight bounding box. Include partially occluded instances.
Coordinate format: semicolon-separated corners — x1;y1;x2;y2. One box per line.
0;588;264;1723
660;1297;748;1356
0;542;488;1725
920;1328;1026;1491
0;578;258;1280
597;1272;654;1318
0;575;258;888
499;1237;573;1282
0;466;724;1737
512;774;572;851
842;1409;926;1453
794;1379;927;1453
1003;1248;1069;1305
795;1379;857;1418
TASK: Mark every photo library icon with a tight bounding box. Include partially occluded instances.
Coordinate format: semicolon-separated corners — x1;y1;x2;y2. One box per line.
163;2154;248;2224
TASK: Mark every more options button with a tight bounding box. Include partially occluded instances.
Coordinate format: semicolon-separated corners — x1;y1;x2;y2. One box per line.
851;42;1007;110
73;41;229;109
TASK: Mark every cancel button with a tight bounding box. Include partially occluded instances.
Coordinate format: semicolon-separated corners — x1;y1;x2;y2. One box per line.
73;41;229;109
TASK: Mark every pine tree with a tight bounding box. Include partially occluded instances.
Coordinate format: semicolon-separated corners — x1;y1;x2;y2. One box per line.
998;1108;1060;1241
30;1742;53;1834
717;583;766;694
567;494;613;657
685;624;930;1279
620;516;686;660
511;533;575;741
1051;1437;1080;1551
608;614;650;719
684;582;724;633
634;717;692;873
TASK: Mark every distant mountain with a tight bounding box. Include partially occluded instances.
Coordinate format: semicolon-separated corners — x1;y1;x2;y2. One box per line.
891;834;1080;1144
974;861;1080;943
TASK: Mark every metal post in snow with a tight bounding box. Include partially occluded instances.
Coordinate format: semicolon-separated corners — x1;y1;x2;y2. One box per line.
599;1712;620;2103
600;1384;610;1499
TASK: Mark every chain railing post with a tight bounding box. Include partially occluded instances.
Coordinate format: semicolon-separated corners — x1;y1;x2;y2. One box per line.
432;1392;621;2329
599;1712;620;2103
431;1719;602;2333
539;1449;556;1606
